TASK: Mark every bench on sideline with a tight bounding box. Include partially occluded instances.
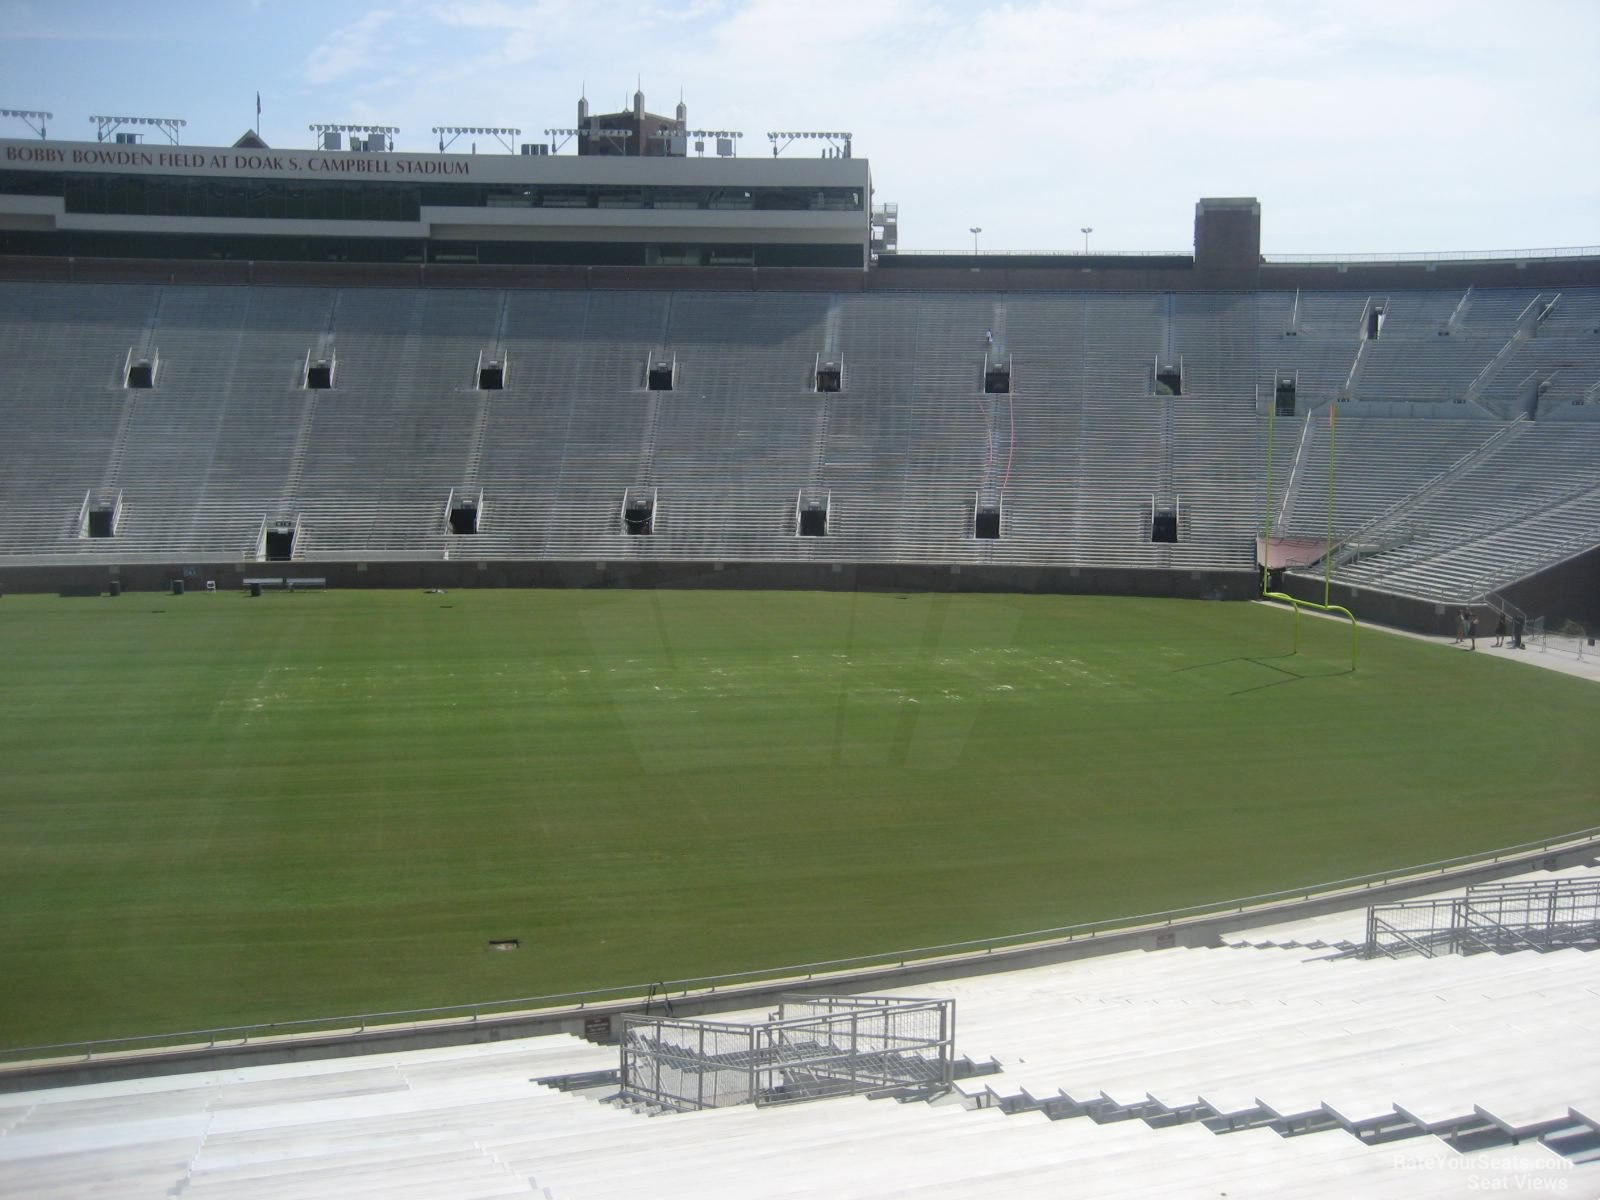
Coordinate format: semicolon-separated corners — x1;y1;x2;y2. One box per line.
241;577;327;592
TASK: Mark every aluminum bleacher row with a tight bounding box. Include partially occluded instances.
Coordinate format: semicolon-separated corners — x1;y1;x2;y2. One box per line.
4;861;1595;1197
0;282;1595;599
1;283;1262;569
1259;284;1600;600
1311;421;1600;600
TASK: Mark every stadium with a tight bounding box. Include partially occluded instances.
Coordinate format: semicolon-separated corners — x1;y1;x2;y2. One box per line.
0;88;1598;1198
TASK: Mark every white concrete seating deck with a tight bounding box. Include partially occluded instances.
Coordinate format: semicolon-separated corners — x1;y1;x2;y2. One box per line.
0;1035;616;1199
5;1024;1592;1198
658;884;1599;1183
520;1101;1495;1200
845;943;1600;1159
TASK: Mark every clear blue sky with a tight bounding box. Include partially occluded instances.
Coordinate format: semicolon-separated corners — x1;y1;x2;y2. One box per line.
3;0;1597;254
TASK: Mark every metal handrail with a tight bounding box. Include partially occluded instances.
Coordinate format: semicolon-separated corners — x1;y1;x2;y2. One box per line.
1456;907;1548;956
883;246;1600;262
5;824;1597;1064
1469;877;1600;898
886;248;1190;258
1365;876;1600;958
1367;914;1448;961
1263;246;1600;264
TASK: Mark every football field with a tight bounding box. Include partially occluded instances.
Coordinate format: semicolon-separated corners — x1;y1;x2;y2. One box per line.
1;589;1595;1049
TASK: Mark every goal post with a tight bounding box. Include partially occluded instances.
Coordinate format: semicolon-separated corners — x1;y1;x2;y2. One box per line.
1263;589;1359;671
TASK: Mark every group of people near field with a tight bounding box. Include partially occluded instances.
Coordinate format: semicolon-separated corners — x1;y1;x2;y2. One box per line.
1455;607;1525;650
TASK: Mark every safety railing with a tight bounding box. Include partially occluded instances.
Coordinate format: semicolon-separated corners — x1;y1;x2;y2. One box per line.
883;245;1600;262
1366;877;1600;959
886;248;1190;258
1263;246;1600;264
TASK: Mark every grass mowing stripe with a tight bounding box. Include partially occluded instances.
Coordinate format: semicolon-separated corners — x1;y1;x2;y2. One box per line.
0;591;1594;1046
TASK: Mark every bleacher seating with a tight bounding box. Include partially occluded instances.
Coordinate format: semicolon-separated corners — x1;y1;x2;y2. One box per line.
1253;286;1600;412
0;282;1595;598
1287;420;1600;600
1279;415;1502;537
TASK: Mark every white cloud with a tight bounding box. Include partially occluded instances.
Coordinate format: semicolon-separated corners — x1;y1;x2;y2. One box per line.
261;0;1597;251
304;8;398;86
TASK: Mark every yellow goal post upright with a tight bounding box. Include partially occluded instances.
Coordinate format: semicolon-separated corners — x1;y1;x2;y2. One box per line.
1262;589;1360;671
1261;398;1359;670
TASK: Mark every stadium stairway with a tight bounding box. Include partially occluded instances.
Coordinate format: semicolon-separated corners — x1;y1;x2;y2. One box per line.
903;941;1600;1171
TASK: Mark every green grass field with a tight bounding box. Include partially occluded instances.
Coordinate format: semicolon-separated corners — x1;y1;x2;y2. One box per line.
1;589;1596;1048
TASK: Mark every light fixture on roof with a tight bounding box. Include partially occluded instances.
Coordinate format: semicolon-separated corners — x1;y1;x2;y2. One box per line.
544;127;579;152
432;126;522;153
544;125;633;153
309;123;398;151
651;129;743;139
91;114;186;144
1;109;52;139
766;131;853;158
308;123;400;133
651;128;743;157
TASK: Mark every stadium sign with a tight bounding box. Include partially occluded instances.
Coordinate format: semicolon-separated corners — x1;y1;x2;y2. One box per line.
6;144;472;176
0;138;870;190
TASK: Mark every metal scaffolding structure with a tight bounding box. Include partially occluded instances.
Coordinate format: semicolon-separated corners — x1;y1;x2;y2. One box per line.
1365;877;1600;959
620;995;955;1111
